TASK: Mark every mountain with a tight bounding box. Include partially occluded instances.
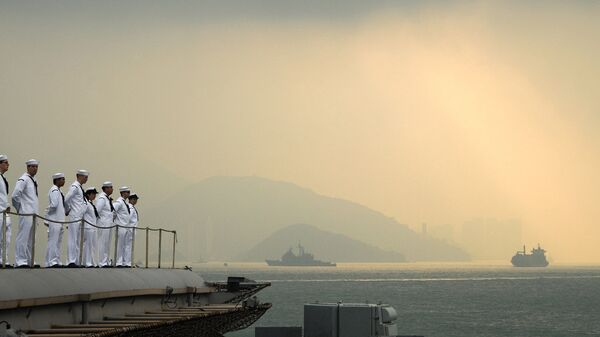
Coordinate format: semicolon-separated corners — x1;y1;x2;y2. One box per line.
145;176;469;261
241;224;407;262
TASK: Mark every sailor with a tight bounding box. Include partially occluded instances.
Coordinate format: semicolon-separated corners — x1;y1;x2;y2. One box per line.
11;159;39;268
0;155;11;266
124;193;139;267
96;181;115;267
44;173;66;267
113;186;131;267
82;187;99;267
64;169;89;267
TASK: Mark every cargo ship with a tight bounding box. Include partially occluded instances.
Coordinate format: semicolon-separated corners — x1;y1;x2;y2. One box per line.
266;244;336;267
511;244;549;267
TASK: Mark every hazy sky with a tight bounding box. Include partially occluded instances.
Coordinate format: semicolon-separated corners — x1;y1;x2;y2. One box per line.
1;1;599;262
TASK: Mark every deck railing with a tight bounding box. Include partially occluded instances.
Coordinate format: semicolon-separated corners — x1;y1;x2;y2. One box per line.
1;210;177;269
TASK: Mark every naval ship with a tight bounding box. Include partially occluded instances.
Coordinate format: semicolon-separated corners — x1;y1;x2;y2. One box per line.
0;210;271;337
266;244;336;267
511;244;549;267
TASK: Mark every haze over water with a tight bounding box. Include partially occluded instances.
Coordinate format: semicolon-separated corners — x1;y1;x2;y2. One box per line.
1;1;599;262
200;263;600;337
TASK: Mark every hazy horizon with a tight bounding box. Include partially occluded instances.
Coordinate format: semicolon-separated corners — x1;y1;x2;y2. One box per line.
1;1;599;262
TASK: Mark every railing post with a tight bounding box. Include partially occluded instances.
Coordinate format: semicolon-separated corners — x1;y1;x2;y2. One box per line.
131;227;136;268
79;219;85;266
81;302;89;324
30;214;37;267
172;231;176;269
158;229;162;269
113;225;119;267
145;227;149;269
2;211;6;268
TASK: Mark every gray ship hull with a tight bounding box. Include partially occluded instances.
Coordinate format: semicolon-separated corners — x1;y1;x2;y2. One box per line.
0;268;271;336
511;255;549;267
266;259;336;267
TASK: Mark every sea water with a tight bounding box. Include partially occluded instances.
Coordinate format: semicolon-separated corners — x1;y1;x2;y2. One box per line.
198;263;600;337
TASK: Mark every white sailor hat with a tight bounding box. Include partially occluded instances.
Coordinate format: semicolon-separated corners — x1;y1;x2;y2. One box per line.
119;186;130;192
0;155;8;162
128;193;139;199
76;169;89;176
26;159;39;166
85;187;98;194
102;181;113;188
52;173;65;180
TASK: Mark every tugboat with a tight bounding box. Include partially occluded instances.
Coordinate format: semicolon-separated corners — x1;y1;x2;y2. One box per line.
266;243;336;267
511;244;549;267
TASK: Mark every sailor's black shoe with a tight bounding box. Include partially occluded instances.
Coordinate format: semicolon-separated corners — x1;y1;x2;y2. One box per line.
16;264;29;269
67;263;78;268
48;264;61;268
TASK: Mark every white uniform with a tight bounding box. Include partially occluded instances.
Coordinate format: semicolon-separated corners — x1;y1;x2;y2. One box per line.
44;185;65;267
11;173;39;266
113;196;130;266
64;181;87;265
82;201;98;267
96;192;114;267
0;173;11;264
123;203;138;267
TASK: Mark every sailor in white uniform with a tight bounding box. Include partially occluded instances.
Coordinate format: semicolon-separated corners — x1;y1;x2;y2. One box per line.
113;186;131;267
82;187;99;267
11;159;39;267
44;173;66;267
64;169;89;267
0;155;11;266
124;193;139;267
96;181;115;267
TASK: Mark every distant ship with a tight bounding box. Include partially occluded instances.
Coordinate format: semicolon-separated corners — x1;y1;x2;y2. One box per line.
511;244;549;267
266;243;336;267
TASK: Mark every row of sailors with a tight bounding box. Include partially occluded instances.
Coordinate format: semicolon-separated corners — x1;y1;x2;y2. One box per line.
0;155;140;268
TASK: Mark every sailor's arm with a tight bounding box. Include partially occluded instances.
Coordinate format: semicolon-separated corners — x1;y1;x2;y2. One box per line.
11;179;25;212
64;185;77;207
96;196;106;214
48;189;60;212
128;205;135;225
0;180;9;212
112;200;121;221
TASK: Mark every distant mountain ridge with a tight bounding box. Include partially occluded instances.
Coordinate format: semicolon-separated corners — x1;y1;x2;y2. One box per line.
145;176;469;261
241;224;407;262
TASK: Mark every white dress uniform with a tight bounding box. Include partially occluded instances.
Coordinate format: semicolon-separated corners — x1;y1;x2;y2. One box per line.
0;170;11;265
123;202;138;267
64;180;87;265
44;178;66;267
82;196;98;267
11;172;39;267
96;189;114;267
113;195;131;266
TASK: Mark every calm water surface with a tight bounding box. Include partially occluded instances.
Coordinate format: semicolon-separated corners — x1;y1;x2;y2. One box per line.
196;262;600;337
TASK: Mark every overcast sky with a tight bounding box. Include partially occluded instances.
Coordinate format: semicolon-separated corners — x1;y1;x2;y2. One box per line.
1;1;599;262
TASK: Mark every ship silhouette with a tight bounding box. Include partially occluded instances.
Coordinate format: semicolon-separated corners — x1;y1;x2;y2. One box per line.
266;243;336;267
511;244;549;267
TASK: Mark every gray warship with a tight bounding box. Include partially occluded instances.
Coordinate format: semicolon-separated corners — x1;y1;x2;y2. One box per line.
0;210;271;337
511;244;549;267
266;243;336;267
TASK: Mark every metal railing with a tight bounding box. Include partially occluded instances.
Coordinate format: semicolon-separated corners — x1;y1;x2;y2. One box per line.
1;210;177;269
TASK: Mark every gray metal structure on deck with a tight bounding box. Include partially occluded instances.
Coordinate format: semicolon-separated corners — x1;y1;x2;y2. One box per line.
0;269;272;336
